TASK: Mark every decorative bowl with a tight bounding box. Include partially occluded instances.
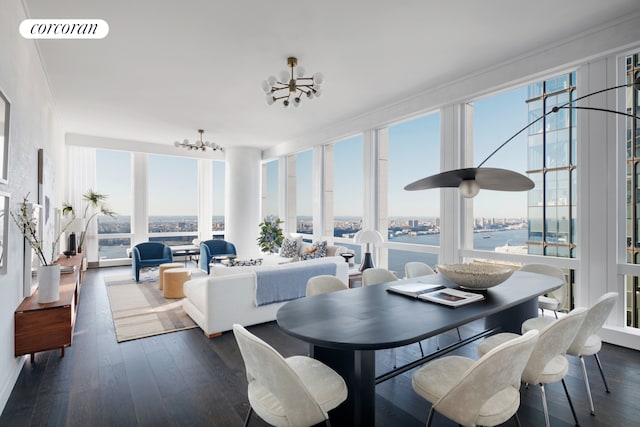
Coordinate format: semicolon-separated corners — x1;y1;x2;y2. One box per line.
436;263;514;290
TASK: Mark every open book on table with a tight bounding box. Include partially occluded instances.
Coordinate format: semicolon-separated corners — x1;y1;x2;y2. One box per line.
387;282;445;298
418;288;485;307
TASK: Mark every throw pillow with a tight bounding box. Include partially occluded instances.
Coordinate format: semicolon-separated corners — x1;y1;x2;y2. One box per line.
301;241;327;260
279;236;300;258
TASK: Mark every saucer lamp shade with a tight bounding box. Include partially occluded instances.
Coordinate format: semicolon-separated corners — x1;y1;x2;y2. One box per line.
353;229;384;272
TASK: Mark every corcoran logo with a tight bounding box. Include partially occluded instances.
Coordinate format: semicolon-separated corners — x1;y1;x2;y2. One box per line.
19;19;109;39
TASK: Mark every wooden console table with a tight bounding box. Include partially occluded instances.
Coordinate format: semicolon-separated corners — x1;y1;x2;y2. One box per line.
14;254;83;362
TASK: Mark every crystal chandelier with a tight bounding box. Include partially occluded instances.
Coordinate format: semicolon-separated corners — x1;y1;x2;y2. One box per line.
262;57;324;108
174;129;223;152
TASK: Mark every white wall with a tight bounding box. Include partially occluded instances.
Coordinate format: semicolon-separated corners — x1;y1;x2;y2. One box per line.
0;0;66;413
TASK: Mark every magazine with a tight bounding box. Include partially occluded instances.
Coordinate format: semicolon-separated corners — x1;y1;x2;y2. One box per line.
387;282;445;298
418;288;485;307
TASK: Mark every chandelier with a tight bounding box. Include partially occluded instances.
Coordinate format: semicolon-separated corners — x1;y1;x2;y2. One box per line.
174;129;223;152
262;57;324;108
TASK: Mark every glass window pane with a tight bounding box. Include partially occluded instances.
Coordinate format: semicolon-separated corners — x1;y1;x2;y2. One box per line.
333;135;363;237
296;150;313;235
388;113;441;246
212;160;225;236
148;154;198;243
96;149;132;260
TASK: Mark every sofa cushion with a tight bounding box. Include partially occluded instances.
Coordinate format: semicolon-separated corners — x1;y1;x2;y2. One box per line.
279;236;301;259
301;241;327;260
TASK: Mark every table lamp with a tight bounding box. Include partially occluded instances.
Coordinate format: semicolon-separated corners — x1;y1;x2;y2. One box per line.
353;229;384;272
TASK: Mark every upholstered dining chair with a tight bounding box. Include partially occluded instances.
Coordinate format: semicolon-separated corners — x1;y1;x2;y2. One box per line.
404;261;435;278
412;330;539;427
232;324;347;427
519;263;567;318
132;242;173;282
478;307;588;427
306;275;348;296
361;267;397;286
199;239;237;274
522;292;618;415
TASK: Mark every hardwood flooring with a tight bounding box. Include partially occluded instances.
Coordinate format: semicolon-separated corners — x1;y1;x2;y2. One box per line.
1;265;639;426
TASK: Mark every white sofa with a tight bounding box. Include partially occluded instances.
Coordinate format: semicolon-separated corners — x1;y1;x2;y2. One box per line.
182;256;349;337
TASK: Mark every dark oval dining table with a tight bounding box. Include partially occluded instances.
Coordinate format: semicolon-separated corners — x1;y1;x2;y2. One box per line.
276;270;562;426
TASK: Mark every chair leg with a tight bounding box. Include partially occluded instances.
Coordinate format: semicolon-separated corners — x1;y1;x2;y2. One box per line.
418;340;424;357
594;353;610;393
426;407;435;427
561;378;580;426
244;406;253;427
514;411;522;427
456;327;462;341
578;355;596;415
325;419;332;427
392;348;397;369
539;384;551;427
553;310;559;319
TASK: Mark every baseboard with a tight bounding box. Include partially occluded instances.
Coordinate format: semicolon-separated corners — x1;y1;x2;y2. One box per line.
0;355;25;415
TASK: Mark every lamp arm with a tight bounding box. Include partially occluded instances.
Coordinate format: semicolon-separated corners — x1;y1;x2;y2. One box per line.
477;78;639;168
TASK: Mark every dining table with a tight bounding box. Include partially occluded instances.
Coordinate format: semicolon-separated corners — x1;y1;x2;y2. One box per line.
276;270;562;426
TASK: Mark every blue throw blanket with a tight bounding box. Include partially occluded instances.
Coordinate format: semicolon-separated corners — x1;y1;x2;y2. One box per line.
255;263;337;306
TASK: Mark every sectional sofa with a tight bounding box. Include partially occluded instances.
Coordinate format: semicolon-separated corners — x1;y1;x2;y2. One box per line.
182;253;350;337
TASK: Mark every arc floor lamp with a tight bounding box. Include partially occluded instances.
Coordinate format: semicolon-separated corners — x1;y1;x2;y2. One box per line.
405;76;640;198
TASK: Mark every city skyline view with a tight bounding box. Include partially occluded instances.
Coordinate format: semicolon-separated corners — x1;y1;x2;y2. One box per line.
97;85;530;221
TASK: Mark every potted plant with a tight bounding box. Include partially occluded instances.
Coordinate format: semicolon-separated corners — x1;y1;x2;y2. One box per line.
11;193;71;303
62;189;116;253
257;217;284;254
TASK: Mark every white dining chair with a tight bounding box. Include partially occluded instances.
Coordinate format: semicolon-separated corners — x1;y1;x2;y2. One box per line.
361;267;397;286
404;261;435;278
233;324;348;427
519;263;567;318
306;275;348;296
478;307;588;427
412;330;539;427
522;292;618;415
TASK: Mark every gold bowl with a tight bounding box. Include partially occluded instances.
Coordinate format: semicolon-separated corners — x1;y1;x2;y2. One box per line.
436;263;514;290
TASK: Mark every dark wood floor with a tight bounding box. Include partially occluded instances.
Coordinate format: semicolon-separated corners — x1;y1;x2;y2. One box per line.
1;265;639;427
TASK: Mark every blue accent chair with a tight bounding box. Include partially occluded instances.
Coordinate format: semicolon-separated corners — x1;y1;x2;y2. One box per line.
200;239;237;274
132;242;173;282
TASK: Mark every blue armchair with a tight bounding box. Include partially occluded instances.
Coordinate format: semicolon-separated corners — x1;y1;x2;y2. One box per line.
132;242;173;282
200;239;237;274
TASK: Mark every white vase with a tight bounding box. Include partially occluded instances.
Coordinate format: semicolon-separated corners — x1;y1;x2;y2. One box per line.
37;264;61;303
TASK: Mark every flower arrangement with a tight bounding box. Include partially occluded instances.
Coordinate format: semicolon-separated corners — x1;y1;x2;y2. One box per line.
11;193;69;266
62;189;116;252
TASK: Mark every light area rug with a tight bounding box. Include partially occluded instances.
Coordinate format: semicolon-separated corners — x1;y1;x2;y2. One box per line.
104;269;205;342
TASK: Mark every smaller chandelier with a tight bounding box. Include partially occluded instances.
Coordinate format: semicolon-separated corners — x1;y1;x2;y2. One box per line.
174;129;223;152
262;57;324;108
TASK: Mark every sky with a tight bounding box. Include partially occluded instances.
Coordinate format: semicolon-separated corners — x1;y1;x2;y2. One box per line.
97;84;531;219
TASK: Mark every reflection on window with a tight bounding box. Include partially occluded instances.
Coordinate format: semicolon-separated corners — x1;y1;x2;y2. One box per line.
625;52;640;328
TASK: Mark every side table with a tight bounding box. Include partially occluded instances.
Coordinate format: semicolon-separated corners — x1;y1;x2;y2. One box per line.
348;265;362;288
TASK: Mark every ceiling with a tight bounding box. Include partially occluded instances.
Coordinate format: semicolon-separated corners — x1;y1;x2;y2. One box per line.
23;0;640;152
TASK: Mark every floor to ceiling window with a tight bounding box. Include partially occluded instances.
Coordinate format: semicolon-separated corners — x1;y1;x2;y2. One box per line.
386;113;440;273
96;149;132;259
296;150;313;236
147;154;198;246
262;159;279;222
471;72;577;312
212;160;225;237
625;52;640;328
332;135;363;235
